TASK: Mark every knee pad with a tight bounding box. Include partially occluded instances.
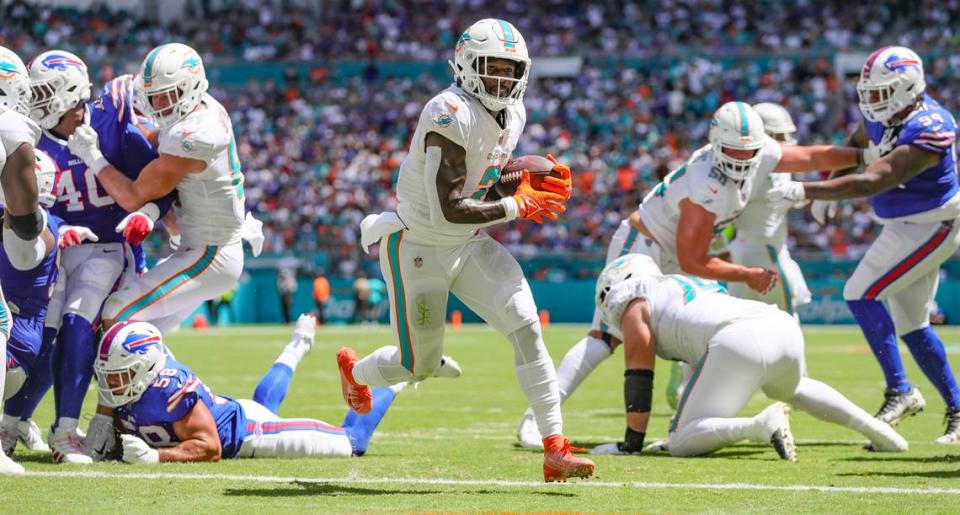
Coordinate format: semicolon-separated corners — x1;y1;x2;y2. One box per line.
4;360;27;400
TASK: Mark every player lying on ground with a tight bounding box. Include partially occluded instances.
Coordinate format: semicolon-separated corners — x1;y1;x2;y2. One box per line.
93;315;401;463
767;46;960;442
516;101;872;448
589;254;907;459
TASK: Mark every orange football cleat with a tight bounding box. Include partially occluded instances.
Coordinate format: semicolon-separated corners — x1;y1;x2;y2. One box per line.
337;347;372;414
543;434;595;482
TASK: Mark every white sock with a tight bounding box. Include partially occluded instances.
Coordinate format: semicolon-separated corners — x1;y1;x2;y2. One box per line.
1;414;17;433
352;346;416;387
275;336;309;372
508;322;562;438
56;417;79;434
556;335;612;401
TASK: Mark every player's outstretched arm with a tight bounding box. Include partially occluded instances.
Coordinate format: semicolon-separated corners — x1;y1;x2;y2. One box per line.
798;145;940;201
620;300;656;452
774;143;864;173
426;131;517;224
676;200;775;292
161;401;222;463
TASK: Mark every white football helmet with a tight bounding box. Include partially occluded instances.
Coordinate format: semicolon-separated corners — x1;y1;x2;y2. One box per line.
708;101;767;181
133;43;208;128
752;103;797;144
35;149;60;209
595;253;661;328
27;50;91;130
858;46;925;126
0;46;31;116
449;19;531;112
94;321;166;408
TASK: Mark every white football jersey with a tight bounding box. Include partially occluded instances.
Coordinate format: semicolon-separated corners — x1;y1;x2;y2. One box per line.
638;139;782;258
0;107;40;173
396;85;525;246
734;170;792;248
600;274;780;365
158;94;244;247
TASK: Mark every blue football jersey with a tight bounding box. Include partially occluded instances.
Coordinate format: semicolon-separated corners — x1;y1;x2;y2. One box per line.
116;356;247;458
39;78;173;244
866;94;959;219
0;210;62;318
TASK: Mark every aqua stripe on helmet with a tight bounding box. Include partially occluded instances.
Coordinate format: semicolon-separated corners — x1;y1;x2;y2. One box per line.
142;45;166;86
735;101;749;137
497;19;516;48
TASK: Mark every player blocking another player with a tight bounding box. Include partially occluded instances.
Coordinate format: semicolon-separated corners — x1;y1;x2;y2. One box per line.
590;254;907;458
27;49;171;463
96;315;401;463
516;102;869;448
728;103;812;315
341;19;593;482
768;46;960;442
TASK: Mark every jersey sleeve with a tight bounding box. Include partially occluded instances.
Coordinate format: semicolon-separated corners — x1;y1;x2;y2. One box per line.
757;136;783;175
97;76;135;126
158;116;230;163
686;166;731;217
419;92;472;149
135;367;202;423
899;109;957;155
0;112;40;157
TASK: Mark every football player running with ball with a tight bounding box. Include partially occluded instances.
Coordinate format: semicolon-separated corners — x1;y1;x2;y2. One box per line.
344;19;593;482
591;254;907;459
767;46;960;443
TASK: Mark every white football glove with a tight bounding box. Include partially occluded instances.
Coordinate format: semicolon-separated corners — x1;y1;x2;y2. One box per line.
67;125;110;173
169;233;181;251
765;181;806;211
810;199;838;226
57;225;99;249
121;434;159;465
240;212;264;257
84;413;117;461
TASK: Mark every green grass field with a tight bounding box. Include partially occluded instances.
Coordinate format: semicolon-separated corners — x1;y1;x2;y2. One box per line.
6;324;960;512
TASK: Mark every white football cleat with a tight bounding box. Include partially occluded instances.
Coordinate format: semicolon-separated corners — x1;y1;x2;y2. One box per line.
644;439;670;452
292;314;317;355
0;425;17;457
432;355;462;379
516;409;543;449
756;402;797;462
863;419;909;452
48;426;93;465
935;408;960;444
875;387;925;426
18;419;50;453
588;442;640;456
0;452;24;475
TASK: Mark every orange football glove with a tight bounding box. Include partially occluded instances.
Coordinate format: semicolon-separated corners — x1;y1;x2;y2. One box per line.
539;154;572;201
512;171;567;224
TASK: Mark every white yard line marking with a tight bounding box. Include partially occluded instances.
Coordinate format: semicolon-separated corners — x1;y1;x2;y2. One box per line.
20;470;960;495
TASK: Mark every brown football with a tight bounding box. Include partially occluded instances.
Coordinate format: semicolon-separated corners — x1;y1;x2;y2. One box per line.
494;155;558;197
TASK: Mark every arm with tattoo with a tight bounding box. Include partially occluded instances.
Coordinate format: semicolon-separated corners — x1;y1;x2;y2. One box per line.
802;144;941;200
426;131;514;224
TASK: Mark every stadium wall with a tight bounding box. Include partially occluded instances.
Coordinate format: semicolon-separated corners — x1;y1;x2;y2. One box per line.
178;267;960;327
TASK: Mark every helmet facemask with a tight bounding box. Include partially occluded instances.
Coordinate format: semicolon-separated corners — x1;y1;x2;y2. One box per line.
449;19;531;112
456;54;529;112
714;144;764;181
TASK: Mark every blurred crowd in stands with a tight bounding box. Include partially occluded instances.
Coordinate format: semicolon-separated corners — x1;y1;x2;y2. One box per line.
4;0;960;280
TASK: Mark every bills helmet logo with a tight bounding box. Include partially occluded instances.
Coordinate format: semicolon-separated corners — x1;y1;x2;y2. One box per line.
121;333;162;354
883;54;920;74
41;54;85;71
